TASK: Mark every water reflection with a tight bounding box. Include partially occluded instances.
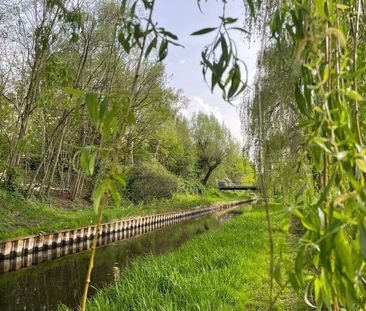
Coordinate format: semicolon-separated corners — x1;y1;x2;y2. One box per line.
0;206;250;311
0;220;181;275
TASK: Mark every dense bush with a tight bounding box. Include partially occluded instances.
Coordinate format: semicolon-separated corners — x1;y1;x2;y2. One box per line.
125;162;178;202
176;178;205;195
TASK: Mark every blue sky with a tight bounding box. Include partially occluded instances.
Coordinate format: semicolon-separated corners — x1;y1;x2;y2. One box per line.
153;0;259;143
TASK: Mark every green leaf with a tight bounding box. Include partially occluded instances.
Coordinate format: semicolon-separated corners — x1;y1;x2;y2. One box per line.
158;39;168;61
130;1;137;17
274;261;283;286
345;89;363;101
118;32;131;54
93;179;110;212
359;222;366;260
191;27;217;35
295;84;308;115
301;217;318;232
356;158;366;173
295;251;304;283
314;0;327;19
111;173;126;187
85;92;99;125
161;30;178;40
227;64;241;98
289;272;300;291
222;17;238;24
80;148;90;173
220;35;229;62
145;37;157;57
314;277;321;306
89;151;97;175
109;181;121;207
99;97;108;121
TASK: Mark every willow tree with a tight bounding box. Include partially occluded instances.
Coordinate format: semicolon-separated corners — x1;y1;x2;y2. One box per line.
191;113;234;185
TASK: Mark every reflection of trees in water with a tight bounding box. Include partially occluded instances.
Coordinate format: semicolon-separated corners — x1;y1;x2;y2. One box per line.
0;211;238;310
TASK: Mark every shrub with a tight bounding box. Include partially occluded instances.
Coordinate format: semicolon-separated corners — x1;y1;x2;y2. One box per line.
125;162;178;202
176;178;205;195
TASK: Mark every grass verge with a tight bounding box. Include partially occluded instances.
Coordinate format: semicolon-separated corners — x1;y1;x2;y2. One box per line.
68;203;304;310
0;188;252;240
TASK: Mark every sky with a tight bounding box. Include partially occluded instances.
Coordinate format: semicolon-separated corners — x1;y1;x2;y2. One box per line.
153;0;259;143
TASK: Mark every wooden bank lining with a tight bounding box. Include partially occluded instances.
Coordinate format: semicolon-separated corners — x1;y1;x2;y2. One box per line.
0;199;254;259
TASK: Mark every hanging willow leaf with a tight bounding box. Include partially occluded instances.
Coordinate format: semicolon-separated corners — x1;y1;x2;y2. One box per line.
99;97;108;121
344;90;363;101
85;92;99;126
109;181;121;206
118;32;131;53
221;17;238;24
227;64;241;98
93;179;110;212
80;148;90;173
145;37;157;57
111;173;126;186
158;39;168;61
295;84;308;116
160;30;178;40
191;27;217;35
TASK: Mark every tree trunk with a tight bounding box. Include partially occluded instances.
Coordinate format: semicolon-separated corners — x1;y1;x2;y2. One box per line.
201;163;220;185
46;118;69;195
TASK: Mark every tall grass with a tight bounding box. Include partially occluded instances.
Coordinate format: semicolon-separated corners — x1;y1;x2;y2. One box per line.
65;203;303;311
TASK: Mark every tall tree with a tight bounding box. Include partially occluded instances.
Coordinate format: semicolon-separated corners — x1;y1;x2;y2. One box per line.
191;112;233;185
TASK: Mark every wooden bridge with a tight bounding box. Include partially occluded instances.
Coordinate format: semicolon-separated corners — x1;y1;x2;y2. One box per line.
218;185;259;191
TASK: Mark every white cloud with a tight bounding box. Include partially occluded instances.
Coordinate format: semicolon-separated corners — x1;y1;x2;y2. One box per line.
180;96;243;144
181;95;224;122
178;59;186;64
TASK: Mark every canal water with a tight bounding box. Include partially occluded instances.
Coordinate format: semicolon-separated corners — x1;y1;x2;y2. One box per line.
0;205;251;311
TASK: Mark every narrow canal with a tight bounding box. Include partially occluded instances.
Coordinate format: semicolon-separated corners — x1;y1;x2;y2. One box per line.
0;204;251;311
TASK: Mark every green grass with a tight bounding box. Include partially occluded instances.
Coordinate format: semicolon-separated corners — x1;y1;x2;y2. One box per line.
70;203;304;311
0;188;252;240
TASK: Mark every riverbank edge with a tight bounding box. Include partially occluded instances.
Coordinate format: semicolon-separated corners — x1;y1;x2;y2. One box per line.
0;198;255;259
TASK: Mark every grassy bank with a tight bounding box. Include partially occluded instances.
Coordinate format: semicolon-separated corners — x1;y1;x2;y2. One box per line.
71;203;303;311
0;188;252;240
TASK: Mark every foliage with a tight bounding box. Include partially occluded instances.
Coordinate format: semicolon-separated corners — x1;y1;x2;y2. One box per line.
125;161;178;202
191;112;238;185
266;1;366;309
176;178;206;195
148;117;197;178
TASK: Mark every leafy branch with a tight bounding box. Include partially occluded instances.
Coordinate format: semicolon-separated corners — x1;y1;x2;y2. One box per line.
191;2;249;102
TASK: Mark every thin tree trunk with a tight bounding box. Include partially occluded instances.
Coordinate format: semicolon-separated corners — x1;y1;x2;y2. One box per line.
46;118;69;195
